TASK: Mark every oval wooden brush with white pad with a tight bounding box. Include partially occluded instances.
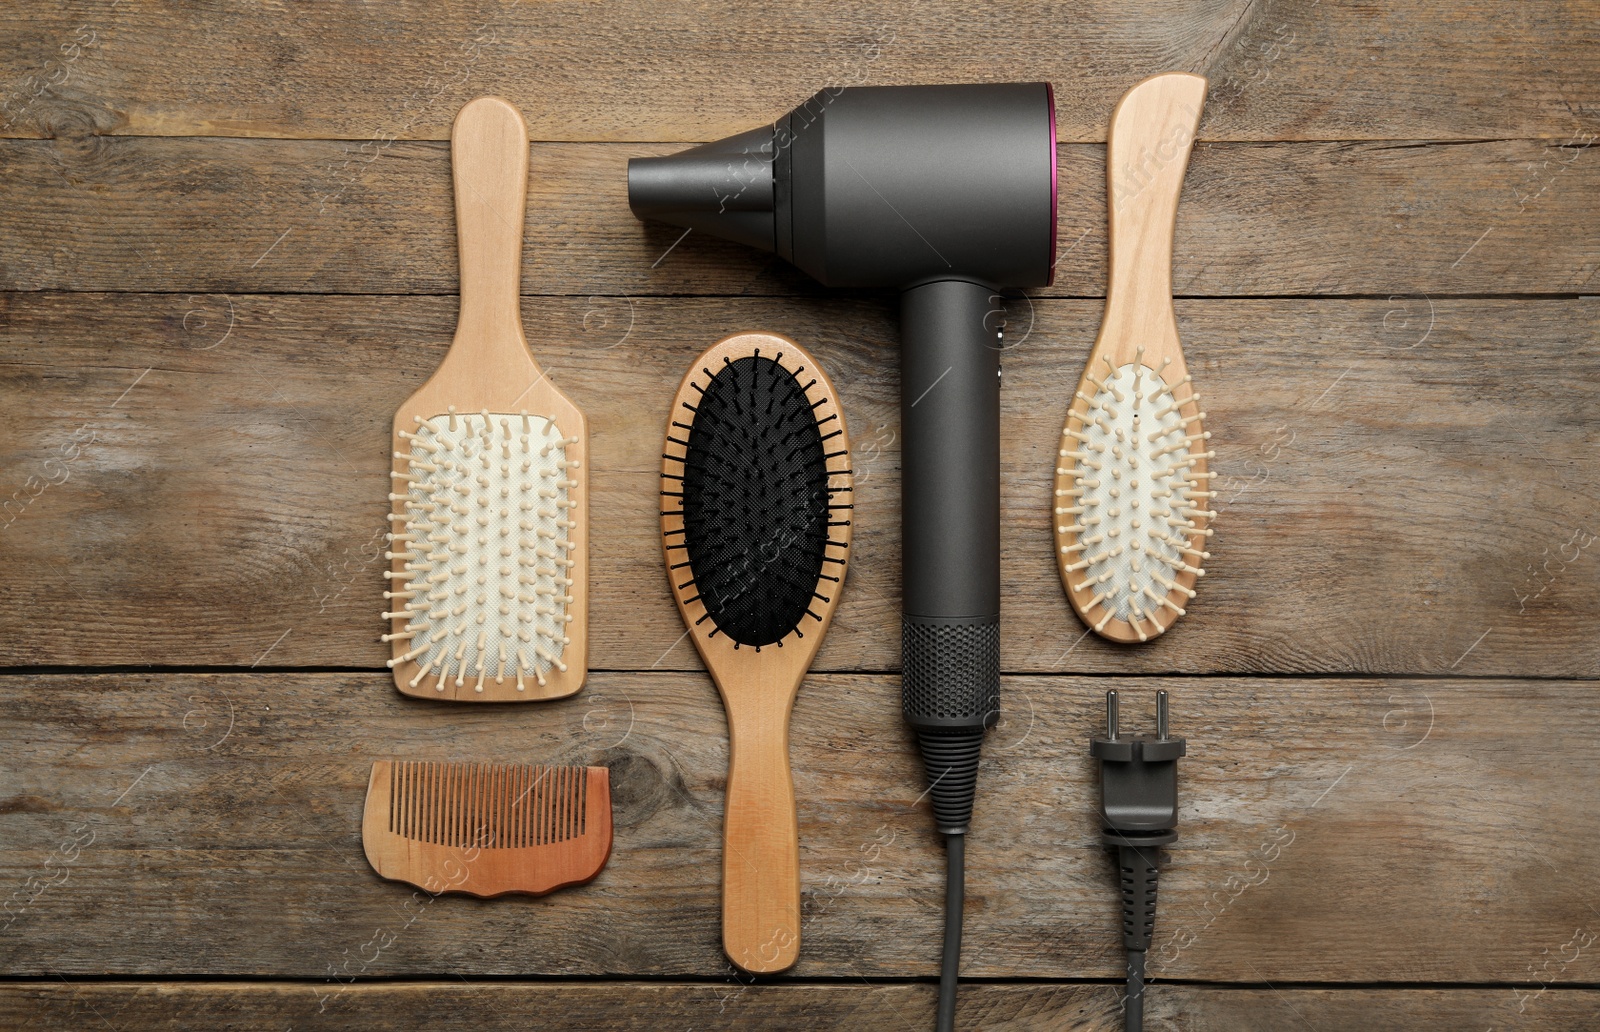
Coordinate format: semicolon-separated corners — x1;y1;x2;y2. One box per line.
382;96;588;700
1055;73;1216;643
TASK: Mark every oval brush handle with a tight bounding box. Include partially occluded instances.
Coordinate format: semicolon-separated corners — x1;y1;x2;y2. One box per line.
722;699;801;974
1102;73;1207;357
451;96;531;354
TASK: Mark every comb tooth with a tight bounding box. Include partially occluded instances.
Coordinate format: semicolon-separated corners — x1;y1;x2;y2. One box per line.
413;762;425;843
542;767;553;846
537;764;550;844
567;768;577;838
388;762;399;836
436;762;450;847
432;755;444;844
449;762;463;848
547;765;557;843
496;763;510;849
489;763;502;848
403;761;416;838
421;762;434;845
552;767;563;844
408;762;420;841
410;762;422;843
451;763;464;849
462;763;475;849
541;765;553;846
529;765;542;846
499;764;513;849
476;761;489;851
478;764;491;849
477;762;491;848
507;765;520;849
409;762;421;841
488;764;502;850
458;762;470;849
534;764;545;845
567;767;578;840
466;762;480;849
505;761;518;851
440;762;452;846
520;764;533;848
578;768;588;836
520;765;533;848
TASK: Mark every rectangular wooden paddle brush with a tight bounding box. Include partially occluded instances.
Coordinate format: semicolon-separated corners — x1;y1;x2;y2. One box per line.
382;95;589;702
362;761;612;897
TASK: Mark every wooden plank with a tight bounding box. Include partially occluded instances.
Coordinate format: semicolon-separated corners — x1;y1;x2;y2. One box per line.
2;136;1597;297
4;982;1600;1031
1;673;1597;982
3;2;1596;143
2;293;1596;677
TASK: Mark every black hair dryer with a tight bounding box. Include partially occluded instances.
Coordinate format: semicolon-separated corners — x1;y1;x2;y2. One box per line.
629;83;1058;1029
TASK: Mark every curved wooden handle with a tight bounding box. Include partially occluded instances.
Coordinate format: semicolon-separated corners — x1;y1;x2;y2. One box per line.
721;701;801;973
451;96;530;353
1103;73;1207;350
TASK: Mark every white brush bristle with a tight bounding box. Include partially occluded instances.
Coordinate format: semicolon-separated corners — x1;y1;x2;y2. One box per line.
384;409;578;691
1058;359;1215;638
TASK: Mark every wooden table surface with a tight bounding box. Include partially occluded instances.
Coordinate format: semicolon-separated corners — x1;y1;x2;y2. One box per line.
3;3;1598;1029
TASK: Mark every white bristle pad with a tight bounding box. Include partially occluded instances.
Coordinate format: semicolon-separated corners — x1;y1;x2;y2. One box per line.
385;410;578;692
1059;360;1214;634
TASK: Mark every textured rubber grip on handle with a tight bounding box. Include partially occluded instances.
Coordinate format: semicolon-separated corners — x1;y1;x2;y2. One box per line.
902;616;1000;731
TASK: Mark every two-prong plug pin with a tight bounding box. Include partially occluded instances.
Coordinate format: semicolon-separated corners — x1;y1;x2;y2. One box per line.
1089;689;1187;1032
1090;689;1186;847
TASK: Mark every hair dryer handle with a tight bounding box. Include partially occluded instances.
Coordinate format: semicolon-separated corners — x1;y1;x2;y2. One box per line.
899;279;1002;736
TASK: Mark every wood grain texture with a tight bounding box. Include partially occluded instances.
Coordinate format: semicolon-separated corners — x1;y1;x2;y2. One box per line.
0;1;1592;1022
2;672;1597;982
2;136;1597;297
5;982;1600;1031
3;2;1596;142
1;293;1595;677
660;333;855;973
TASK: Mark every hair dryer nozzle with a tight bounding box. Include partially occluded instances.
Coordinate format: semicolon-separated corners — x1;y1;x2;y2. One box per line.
627;126;776;253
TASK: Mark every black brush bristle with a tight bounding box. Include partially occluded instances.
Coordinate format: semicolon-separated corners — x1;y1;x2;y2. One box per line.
677;354;833;647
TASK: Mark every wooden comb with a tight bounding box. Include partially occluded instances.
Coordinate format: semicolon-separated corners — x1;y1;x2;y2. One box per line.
362;761;612;897
382;95;589;702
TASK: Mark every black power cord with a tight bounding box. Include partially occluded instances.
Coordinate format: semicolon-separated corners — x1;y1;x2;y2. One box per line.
913;728;986;1032
1090;689;1186;1032
937;831;965;1032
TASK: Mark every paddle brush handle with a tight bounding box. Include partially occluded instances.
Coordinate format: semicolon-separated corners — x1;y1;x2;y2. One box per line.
1101;72;1206;353
451;96;530;349
721;702;801;974
900;278;1001;831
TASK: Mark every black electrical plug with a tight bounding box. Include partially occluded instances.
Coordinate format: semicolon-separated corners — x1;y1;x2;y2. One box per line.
1090;689;1186;1032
